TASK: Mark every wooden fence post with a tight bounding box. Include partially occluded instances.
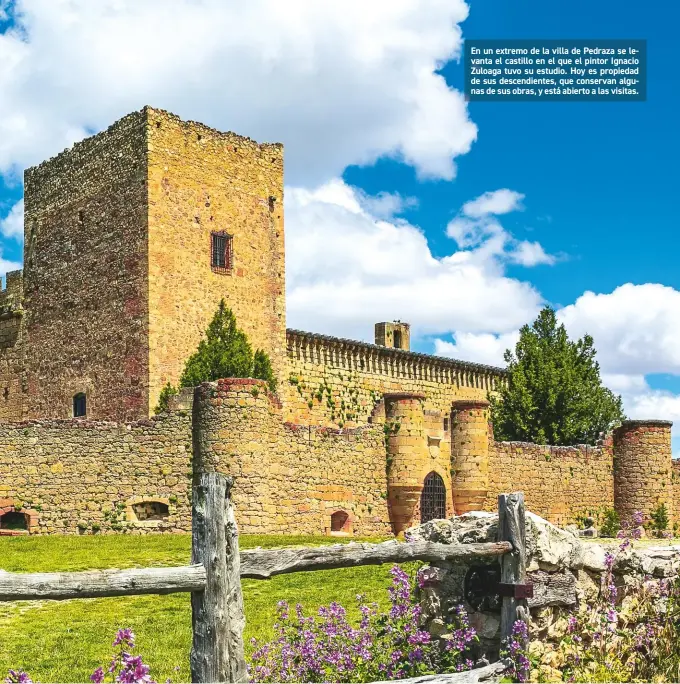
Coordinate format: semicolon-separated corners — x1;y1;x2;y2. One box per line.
498;492;529;648
190;472;247;684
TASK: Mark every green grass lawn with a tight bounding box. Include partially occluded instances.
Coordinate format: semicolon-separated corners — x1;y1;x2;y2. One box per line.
0;533;416;683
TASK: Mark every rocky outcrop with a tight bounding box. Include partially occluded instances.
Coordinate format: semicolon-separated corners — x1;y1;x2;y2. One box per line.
409;512;680;659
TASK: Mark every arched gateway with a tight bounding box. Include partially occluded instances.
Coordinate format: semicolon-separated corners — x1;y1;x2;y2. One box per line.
421;471;446;523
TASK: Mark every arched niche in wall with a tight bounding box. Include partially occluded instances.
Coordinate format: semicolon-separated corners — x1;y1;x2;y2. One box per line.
0;502;38;536
329;510;352;536
125;497;171;527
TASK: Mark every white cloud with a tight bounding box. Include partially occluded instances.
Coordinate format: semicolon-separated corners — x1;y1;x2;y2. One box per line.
461;189;525;217
434;330;520;367
432;285;680;442
286;178;543;342
509;240;556;267
446;215;503;249
558;284;680;376
602;373;680;448
0;0;476;185
446;188;555;266
0;199;23;241
356;190;418;220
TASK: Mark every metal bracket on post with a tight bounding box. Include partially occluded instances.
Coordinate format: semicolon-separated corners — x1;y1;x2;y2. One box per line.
498;582;534;600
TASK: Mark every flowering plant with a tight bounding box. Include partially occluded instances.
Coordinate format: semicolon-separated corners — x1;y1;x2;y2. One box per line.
5;629;175;684
504;510;680;683
249;564;478;682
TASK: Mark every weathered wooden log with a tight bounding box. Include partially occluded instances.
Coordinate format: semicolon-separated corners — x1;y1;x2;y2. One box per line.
240;540;513;579
224;477;247;683
190;473;247;684
498;493;529;648
372;659;511;684
0;565;206;601
528;570;577;609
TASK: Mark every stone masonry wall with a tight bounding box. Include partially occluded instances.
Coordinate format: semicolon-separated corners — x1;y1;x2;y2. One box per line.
672;460;680;531
147;108;286;413
0;271;25;421
285;330;505;430
23;109;150;422
483;438;615;527
193;378;393;536
0;412;192;534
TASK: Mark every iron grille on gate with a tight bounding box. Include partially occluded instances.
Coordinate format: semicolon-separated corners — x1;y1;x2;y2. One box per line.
421;471;446;523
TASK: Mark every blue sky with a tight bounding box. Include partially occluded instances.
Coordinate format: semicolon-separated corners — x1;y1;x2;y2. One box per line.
347;0;678;353
0;0;679;448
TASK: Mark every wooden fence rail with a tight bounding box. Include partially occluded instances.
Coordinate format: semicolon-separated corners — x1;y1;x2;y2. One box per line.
0;470;527;683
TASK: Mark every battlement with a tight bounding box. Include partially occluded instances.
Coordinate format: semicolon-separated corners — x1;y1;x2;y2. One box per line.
0;270;23;317
146;106;283;155
286;329;506;389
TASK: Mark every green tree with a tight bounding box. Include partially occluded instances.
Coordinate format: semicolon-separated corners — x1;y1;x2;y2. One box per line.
154;382;178;414
253;349;277;393
179;300;254;388
154;300;277;414
489;307;625;446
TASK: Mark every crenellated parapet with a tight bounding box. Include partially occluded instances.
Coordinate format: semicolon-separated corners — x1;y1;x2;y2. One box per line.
0;270;24;319
286;329;506;390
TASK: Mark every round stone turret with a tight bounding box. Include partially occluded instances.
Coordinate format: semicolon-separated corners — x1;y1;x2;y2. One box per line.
450;400;491;514
384;393;428;534
613;419;674;528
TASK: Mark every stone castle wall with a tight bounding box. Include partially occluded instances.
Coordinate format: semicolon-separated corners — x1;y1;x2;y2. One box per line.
484;438;615;527
0;412;192;535
192;378;393;536
147;108;286;413
613;420;674;526
285;329;503;428
0;376;675;536
673;460;680;530
0;271;25;422
22;109;151;422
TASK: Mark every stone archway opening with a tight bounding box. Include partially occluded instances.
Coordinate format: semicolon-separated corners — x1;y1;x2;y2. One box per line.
330;510;351;535
0;510;28;531
421;471;446;523
132;501;169;521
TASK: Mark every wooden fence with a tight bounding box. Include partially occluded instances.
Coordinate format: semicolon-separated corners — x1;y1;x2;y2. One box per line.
0;472;528;683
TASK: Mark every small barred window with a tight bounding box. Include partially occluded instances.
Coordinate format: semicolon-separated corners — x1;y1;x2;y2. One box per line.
211;231;234;273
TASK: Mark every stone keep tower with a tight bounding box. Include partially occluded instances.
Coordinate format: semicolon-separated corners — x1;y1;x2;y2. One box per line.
22;107;286;421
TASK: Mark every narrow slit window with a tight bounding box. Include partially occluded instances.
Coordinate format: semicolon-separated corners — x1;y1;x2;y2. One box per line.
73;393;86;418
211;231;234;273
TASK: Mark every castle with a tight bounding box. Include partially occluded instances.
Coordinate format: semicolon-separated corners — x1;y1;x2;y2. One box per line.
0;107;676;537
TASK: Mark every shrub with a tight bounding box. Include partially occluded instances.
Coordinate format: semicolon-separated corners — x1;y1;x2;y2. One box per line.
599;508;620;538
153;383;178;415
649;502;670;538
249;565;477;682
253;349;277;393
